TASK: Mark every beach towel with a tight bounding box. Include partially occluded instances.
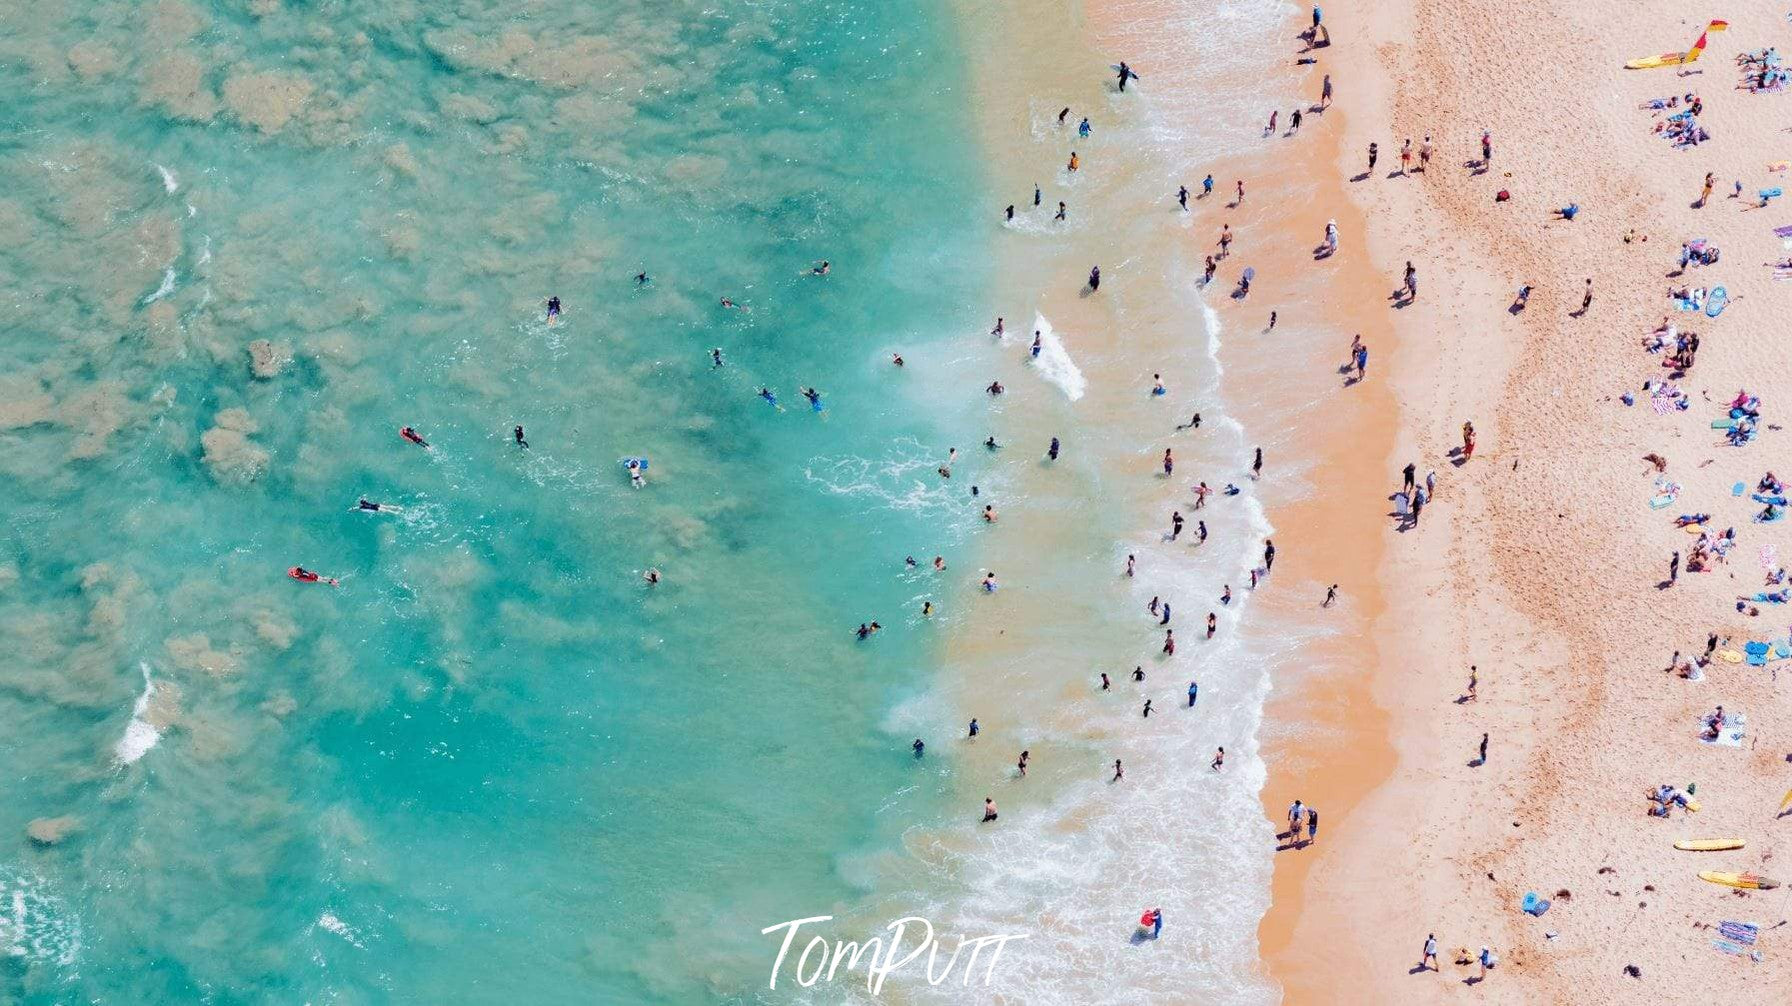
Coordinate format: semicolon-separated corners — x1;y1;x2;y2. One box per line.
1714;418;1738;429
1720;921;1759;946
1763;543;1779;569
1745;641;1770;656
1753;494;1788;505
1698;710;1747;746
1717;649;1744;663
1650;493;1678;509
1521;892;1551;916
1735;481;1748;495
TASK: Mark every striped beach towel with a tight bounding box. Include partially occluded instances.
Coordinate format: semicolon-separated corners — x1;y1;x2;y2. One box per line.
1720;920;1758;945
1762;543;1779;570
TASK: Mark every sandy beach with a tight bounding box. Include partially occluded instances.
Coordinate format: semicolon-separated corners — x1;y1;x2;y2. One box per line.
1265;2;1792;1000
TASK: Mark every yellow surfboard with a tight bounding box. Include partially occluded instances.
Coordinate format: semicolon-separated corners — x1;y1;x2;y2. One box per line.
1779;787;1792;813
1675;838;1744;851
1700;871;1780;890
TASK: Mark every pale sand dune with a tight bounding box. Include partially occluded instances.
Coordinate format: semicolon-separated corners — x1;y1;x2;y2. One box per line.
1272;3;1792;1001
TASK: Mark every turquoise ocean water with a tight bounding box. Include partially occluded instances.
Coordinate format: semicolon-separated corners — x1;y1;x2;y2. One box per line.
0;2;990;1000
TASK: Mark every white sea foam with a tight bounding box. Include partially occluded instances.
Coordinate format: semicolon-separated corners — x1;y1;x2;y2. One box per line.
0;867;82;969
140;268;177;306
114;662;161;765
1027;313;1085;401
154;163;178;193
317;911;366;949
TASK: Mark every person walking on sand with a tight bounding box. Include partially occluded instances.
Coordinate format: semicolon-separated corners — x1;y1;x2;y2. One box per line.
1421;934;1439;972
1188;680;1199;706
1580;278;1593;314
1218;223;1232;256
1669;550;1680;584
1324;583;1338;607
1419;135;1432;171
1466;665;1478;701
1266;110;1278;135
1367;141;1378;174
1142;698;1153;718
1699;171;1714;208
1089;265;1101;291
1203;255;1217;284
1055;201;1067;221
1480;130;1492;166
1354;341;1368;380
1403;462;1416;493
1113;759;1124;781
1163;448;1174;476
1235;179;1246;204
1290;108;1302;133
1163;629;1176;654
1478;946;1497;980
1206;612;1217;639
1252;446;1263;479
1321;74;1332;108
1288;799;1306;843
1461;420;1476;460
1211;747;1225;771
1402;261;1417;299
1400;138;1412;174
1202;173;1213;198
1116;61;1137;92
1263;539;1276;572
1178;184;1189;210
1017;750;1029;777
1306;806;1319;845
1476;732;1489;765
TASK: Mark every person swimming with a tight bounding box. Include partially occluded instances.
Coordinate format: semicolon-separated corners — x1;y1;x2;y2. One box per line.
626;459;645;488
643;568;660;584
802;387;823;411
288;566;339;586
711;348;724;367
986;380;1005;395
357;499;389;512
891;353;904;366
514;425;528;448
400;426;428;447
758;387;777;406
546;296;561;322
984;436;999;449
812;260;831;275
635;272;649;284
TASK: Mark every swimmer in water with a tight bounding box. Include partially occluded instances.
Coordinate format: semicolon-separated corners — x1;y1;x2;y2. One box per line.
1058;107;1070;125
289;566;340;587
712;348;724;367
400;426;429;447
1178;412;1202;430
812;260;830;275
546;296;561;322
1152;374;1166;396
1100;672;1111;690
982;504;997;523
984;436;999;450
913;738;925;758
626;459;645;488
933;556;945;571
1221;584;1232;606
1131;666;1144;682
981;571;998;592
986;380;1004;395
922;600;933;616
1048;436;1060;460
939;447;956;478
801;387;823;411
1078;117;1091;137
644;568;660;584
891;353;904;366
992;317;1005;338
720;297;748;311
1055;201;1067;221
356;498;402;514
635;272;649;284
514;425;528;448
758;387;777;406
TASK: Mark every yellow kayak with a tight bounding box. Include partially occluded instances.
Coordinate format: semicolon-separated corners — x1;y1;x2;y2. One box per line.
1675;839;1745;852
1625;52;1697;70
1700;871;1780;890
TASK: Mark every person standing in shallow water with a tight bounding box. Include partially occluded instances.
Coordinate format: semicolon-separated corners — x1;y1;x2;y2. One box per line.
1089;265;1100;291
